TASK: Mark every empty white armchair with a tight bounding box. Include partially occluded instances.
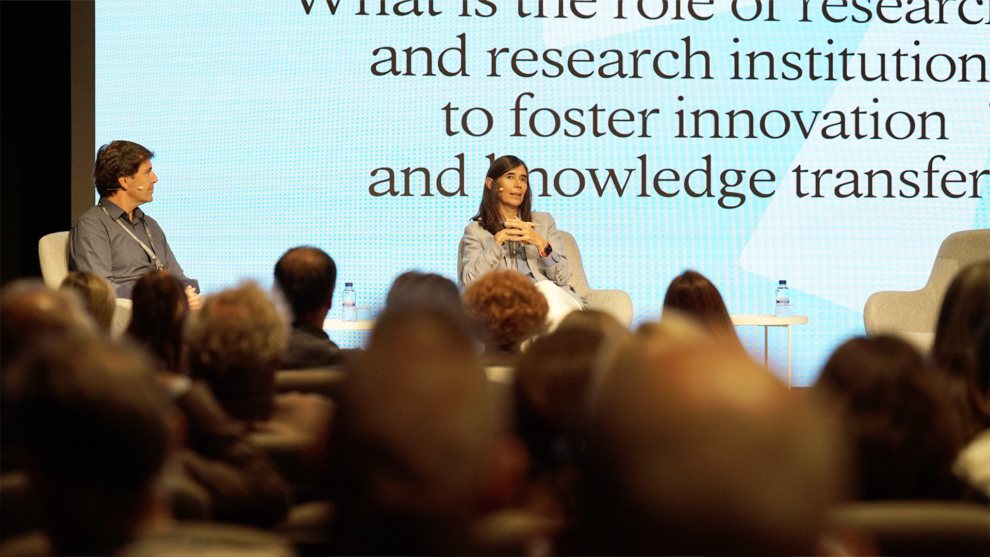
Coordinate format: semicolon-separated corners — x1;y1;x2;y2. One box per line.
557;231;633;328
863;229;990;353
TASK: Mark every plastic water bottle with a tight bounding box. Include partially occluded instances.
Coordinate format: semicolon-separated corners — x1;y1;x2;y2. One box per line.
775;280;790;318
342;282;357;322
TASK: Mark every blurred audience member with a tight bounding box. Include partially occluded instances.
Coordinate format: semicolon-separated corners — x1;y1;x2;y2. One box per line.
384;271;467;322
125;272;295;528
1;334;294;556
515;310;627;467
1;282;95;472
0;280;94;370
128;270;188;373
274;246;342;369
463;270;549;365
816;336;968;501
2;334;171;555
931;260;990;440
662;269;742;349
512;311;629;548
188;283;289;423
325;309;539;555
954;315;990;497
572;314;846;555
188;283;331;489
59;271;116;334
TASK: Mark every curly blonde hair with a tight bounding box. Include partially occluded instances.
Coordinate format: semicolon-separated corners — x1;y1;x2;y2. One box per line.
187;282;288;421
463;271;548;353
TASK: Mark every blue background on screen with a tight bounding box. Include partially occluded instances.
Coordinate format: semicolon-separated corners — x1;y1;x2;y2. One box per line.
96;0;989;385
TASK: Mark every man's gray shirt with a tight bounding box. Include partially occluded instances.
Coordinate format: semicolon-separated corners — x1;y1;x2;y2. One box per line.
69;198;199;298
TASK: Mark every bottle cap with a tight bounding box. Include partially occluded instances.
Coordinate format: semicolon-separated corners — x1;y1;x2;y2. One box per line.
345;282;354;287
779;280;787;285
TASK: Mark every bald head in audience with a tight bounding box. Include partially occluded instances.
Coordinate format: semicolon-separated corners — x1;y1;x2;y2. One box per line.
577;313;847;556
328;309;526;554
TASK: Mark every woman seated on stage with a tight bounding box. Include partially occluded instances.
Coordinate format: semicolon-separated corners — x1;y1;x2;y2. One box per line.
461;155;583;329
662;270;743;349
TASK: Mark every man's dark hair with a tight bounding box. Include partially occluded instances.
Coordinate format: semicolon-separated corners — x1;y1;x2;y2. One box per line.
274;246;337;321
3;333;169;556
93;140;154;197
384;271;465;318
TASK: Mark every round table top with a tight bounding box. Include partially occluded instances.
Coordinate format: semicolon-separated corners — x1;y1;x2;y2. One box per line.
730;314;809;326
325;315;810;329
323;318;375;331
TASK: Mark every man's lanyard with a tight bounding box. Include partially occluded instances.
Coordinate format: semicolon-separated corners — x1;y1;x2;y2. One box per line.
100;205;165;271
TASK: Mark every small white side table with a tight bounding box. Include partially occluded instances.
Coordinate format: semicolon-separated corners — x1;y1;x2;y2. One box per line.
730;314;809;388
323;319;375;331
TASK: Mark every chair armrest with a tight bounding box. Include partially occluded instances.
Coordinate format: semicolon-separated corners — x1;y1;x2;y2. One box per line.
891;331;936;355
274;368;348;399
863;290;940;336
585;289;633;329
110;298;133;338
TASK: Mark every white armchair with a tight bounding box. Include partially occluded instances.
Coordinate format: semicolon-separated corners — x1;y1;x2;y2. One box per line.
863;229;990;353
38;231;132;337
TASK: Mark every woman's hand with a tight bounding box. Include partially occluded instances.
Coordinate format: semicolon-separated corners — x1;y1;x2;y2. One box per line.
504;217;546;248
494;228;514;246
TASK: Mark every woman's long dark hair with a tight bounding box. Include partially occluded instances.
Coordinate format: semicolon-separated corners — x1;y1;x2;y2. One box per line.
816;336;966;501
662;270;742;348
127;270;188;374
471;155;533;235
931;260;990;438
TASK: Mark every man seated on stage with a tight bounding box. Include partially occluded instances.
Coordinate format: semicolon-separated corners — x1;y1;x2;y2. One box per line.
274;246;342;368
69;140;200;307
